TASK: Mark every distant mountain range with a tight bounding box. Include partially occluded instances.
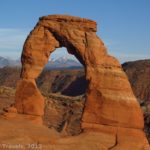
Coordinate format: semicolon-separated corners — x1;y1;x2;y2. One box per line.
0;56;20;68
0;56;82;69
45;56;82;69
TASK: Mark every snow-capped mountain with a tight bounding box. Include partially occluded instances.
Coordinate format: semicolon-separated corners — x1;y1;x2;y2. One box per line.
0;56;10;67
0;56;82;69
0;56;21;68
45;56;82;69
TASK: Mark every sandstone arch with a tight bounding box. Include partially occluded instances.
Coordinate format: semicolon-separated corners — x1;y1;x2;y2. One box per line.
15;15;144;130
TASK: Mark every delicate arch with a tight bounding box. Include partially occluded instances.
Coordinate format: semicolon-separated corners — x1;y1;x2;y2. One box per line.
15;15;144;130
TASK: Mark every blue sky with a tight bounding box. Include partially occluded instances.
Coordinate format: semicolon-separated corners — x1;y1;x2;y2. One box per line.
0;0;150;63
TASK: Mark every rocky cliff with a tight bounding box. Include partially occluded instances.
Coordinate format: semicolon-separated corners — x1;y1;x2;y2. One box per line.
122;59;150;103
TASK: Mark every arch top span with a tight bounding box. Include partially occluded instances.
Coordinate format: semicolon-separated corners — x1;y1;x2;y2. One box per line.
39;14;97;32
21;14;111;79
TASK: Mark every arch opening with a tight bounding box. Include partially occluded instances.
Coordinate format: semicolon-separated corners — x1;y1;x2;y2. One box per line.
36;47;87;135
37;47;87;98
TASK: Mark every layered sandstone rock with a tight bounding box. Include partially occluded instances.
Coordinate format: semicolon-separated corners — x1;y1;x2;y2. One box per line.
13;15;149;149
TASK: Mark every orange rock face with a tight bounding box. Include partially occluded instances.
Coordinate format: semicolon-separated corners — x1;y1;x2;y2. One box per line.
14;15;149;148
15;79;44;116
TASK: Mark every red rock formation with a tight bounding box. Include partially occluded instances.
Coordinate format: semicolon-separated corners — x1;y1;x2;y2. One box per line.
13;15;149;148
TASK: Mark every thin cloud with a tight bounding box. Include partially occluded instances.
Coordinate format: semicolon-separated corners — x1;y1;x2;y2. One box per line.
112;53;150;63
102;38;150;63
0;28;28;50
104;40;119;48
